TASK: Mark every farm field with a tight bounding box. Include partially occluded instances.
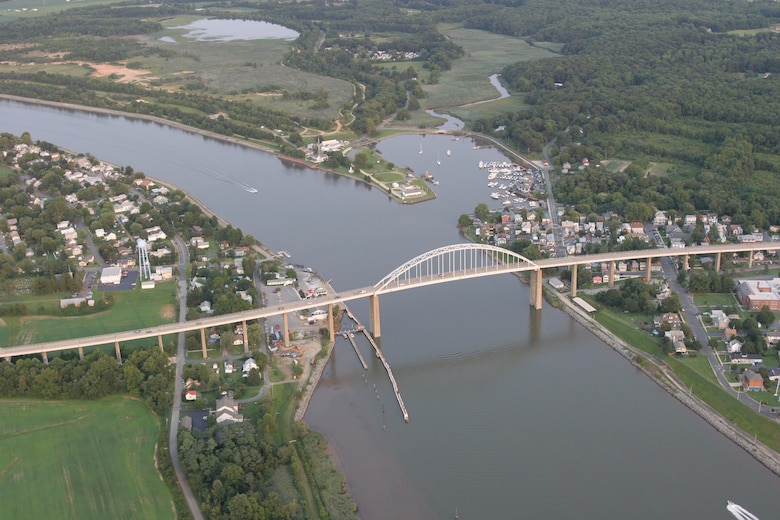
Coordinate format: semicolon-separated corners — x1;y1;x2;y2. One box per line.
0;284;176;347
0;396;174;520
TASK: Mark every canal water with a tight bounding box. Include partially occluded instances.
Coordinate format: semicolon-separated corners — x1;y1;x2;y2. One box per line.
2;99;778;519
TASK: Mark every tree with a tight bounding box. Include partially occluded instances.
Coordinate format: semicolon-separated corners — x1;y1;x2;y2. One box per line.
474;203;490;222
458;214;472;228
247;368;262;386
659;293;682;313
756;305;775;329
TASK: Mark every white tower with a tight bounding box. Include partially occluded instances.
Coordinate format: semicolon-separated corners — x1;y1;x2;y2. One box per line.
137;238;152;281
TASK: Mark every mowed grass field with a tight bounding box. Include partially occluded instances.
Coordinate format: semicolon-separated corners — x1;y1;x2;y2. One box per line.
0;396;174;520
1;284;176;347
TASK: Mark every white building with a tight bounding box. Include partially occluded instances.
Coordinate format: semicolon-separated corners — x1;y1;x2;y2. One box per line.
100;266;122;285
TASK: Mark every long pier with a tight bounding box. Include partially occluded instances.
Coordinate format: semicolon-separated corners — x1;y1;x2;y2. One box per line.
345;309;409;423
345;328;368;370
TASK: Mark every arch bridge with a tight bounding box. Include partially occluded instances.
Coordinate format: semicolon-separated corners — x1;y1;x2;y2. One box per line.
3;242;780;361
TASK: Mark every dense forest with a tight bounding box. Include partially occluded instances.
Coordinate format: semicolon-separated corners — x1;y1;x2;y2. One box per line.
463;0;780;227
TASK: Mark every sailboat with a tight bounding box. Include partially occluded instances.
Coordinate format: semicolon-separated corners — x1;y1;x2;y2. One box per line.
436;152;441;166
419;143;423;154
447;149;452;157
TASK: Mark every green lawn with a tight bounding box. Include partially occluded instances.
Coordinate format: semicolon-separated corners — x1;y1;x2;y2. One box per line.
0;396;174;520
692;292;741;310
1;284;176;347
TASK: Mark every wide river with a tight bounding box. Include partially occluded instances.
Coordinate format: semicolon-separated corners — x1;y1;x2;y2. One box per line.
2;99;778;519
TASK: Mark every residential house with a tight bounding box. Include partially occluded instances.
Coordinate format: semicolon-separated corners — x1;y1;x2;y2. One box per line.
709;309;731;330
740;370;764;392
145;226;167;242
726;339;743;354
729;352;763;366
215;397;244;424
243;358;259;374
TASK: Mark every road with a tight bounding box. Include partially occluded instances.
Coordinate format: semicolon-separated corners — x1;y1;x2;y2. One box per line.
541;140;566;258
167;235;204;520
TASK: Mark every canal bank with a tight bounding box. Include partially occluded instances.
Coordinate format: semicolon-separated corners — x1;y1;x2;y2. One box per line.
4;99;780;519
546;287;780;478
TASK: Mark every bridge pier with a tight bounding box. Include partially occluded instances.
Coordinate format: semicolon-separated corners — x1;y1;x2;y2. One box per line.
369;294;381;338
243;320;249;353
645;257;652;282
683;254;689;271
158;335;164;352
3;355;11;363
529;270;543;310
748;250;753;268
328;304;335;343
715;252;722;272
571;264;578;297
78;346;84;361
608;261;616;288
283;313;290;348
115;340;122;364
42;351;48;365
200;328;207;358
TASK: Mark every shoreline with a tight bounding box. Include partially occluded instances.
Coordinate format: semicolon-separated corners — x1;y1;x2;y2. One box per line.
0;94;437;205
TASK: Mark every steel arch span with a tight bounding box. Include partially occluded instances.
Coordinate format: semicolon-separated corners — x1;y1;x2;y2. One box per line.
374;243;539;293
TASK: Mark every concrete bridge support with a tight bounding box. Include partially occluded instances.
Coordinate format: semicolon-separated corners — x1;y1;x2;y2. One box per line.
369;294;381;338
158;335;164;352
328;304;335;343
200;328;207;358
243;320;249;353
571;264;578;297
715;252;722;272
748;250;753;268
683;254;689;271
283;312;290;348
42;351;48;365
78;346;84;361
609;261;616;288
529;270;543;310
115;340;122;364
645;257;652;282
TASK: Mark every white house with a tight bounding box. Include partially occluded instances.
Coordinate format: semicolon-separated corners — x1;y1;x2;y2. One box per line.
243;358;259;374
727;339;743;354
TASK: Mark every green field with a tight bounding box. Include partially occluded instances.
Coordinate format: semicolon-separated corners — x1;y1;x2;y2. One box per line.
131;16;355;123
0;396;174;520
422;25;558;110
0;284;176;347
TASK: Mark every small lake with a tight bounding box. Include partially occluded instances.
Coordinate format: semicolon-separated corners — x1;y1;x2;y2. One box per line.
168;19;299;42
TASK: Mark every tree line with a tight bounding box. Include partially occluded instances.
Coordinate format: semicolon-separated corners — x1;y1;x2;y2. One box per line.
0;347;173;415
